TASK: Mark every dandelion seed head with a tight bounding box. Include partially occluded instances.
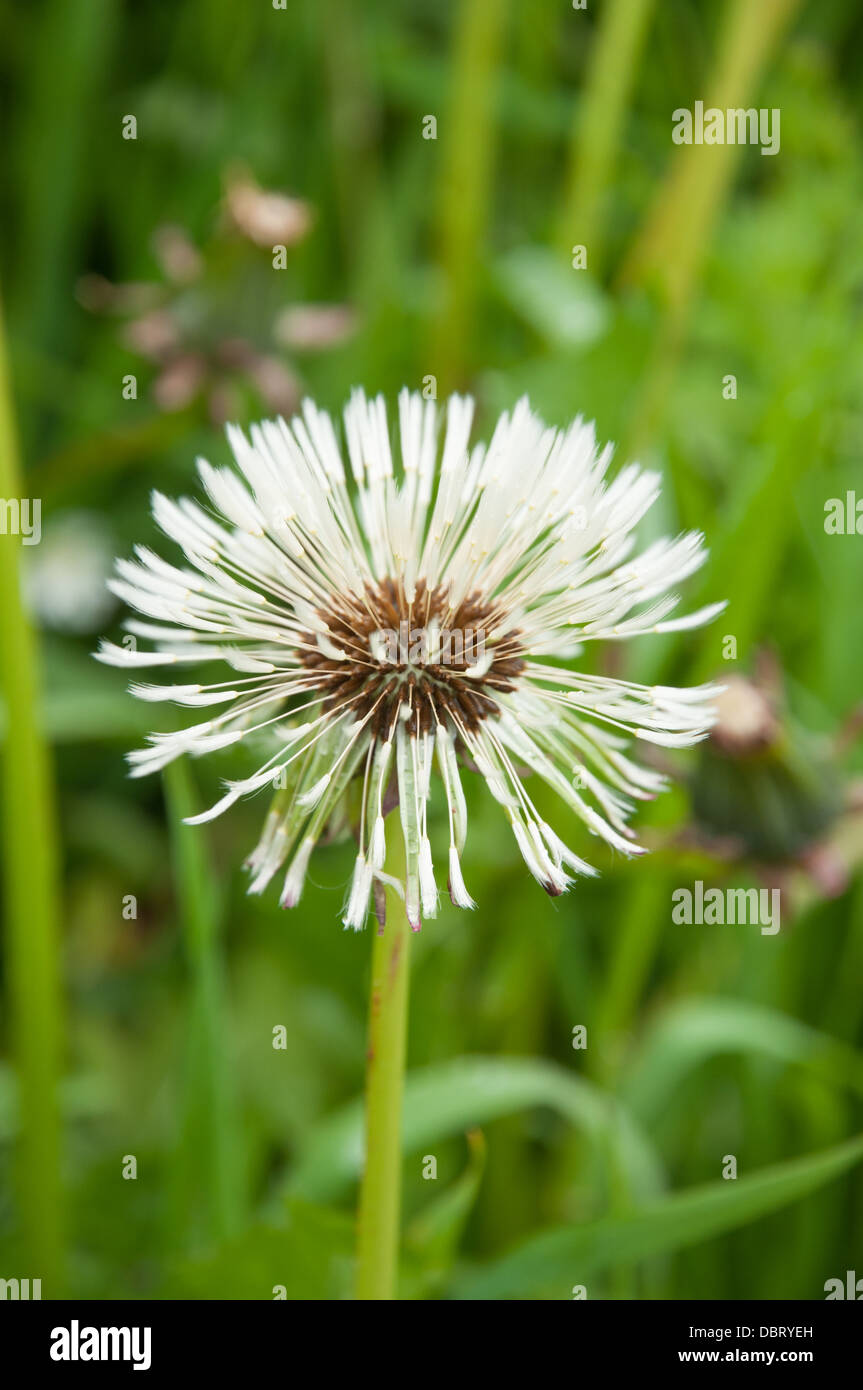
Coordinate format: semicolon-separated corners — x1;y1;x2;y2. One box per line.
97;390;724;928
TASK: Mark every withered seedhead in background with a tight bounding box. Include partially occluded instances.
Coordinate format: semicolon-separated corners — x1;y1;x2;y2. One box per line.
77;169;354;424
686;651;862;906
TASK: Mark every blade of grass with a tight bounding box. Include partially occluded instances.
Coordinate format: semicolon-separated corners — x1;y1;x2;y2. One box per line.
430;0;508;391
164;759;240;1249
621;0;802;315
453;1130;863;1299
831;877;863;1044
590;836;673;1067
557;0;655;269
318;0;381;276
12;0;116;366
620;0;802;460
0;291;64;1289
622;997;863;1122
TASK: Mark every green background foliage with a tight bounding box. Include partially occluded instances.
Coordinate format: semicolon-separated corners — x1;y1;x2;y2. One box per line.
1;0;862;1299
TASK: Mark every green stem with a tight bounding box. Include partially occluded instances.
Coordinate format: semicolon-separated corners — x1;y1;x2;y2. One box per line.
356;849;411;1300
0;290;64;1288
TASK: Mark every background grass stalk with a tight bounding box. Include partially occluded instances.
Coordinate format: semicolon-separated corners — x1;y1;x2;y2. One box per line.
620;0;801;461
0;291;64;1289
430;0;507;391
165;760;240;1248
557;0;655;266
621;0;802;313
356;844;411;1300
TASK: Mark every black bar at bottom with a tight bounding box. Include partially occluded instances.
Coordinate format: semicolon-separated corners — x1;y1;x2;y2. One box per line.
1;1297;859;1375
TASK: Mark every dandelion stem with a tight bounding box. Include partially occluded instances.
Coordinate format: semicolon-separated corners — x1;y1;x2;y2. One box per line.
356;839;411;1300
0;289;64;1288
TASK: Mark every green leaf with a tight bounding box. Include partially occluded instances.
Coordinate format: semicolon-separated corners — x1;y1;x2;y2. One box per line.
452;1131;863;1300
622;998;863;1123
494;247;610;348
288;1056;664;1204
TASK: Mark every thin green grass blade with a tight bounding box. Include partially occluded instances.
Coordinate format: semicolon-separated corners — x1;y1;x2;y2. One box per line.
0;291;65;1290
164;759;241;1249
453;1131;863;1300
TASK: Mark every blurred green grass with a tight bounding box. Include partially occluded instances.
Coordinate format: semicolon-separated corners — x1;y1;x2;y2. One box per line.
1;0;863;1299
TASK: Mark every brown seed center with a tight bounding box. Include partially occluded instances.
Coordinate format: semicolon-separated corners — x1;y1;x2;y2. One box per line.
299;577;526;737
